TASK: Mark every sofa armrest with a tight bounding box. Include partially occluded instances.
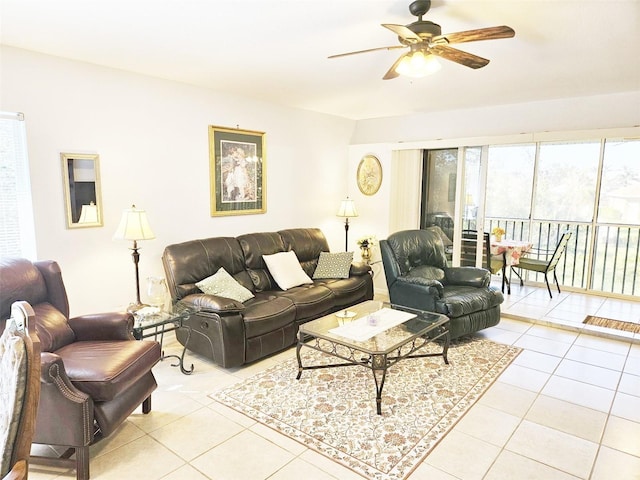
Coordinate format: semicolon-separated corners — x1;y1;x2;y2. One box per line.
349;262;372;276
68;312;134;341
444;267;491;288
180;293;245;314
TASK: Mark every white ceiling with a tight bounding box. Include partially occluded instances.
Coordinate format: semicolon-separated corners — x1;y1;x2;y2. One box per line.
2;0;639;120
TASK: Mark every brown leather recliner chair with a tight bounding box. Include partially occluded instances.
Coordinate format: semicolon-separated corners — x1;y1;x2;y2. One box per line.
0;258;161;480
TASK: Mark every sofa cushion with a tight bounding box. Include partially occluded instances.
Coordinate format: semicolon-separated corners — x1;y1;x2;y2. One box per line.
162;237;251;300
313;251;353;279
54;339;161;402
196;267;254;303
238;232;286;291
314;276;373;308
278;283;334;320
263;251;313;290
242;294;297;338
278;228;330;276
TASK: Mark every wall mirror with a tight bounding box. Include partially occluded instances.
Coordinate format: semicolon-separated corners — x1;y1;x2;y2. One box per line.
61;153;103;228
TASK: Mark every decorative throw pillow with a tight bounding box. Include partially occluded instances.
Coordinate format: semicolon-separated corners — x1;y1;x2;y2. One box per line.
312;251;353;279
196;267;254;303
262;251;313;290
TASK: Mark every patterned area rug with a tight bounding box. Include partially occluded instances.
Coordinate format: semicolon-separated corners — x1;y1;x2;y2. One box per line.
583;315;640;334
211;337;521;479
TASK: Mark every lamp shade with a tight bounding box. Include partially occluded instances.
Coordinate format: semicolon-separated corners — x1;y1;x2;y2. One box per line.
337;198;358;218
78;202;99;223
113;205;155;241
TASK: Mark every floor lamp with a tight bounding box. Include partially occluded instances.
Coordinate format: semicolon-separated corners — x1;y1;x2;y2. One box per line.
113;204;156;313
337;197;358;251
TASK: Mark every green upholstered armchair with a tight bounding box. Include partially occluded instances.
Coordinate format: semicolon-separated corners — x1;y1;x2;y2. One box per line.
380;228;504;339
511;232;572;298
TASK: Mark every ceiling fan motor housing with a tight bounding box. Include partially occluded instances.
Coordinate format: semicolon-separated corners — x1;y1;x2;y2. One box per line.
408;20;442;39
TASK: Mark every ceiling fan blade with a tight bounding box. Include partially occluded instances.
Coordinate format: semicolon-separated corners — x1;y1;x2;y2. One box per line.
430;45;490;69
382;52;409;80
382;24;421;43
434;25;515;44
328;45;406;59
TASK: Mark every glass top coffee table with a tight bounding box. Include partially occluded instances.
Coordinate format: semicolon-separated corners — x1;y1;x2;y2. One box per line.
296;300;450;415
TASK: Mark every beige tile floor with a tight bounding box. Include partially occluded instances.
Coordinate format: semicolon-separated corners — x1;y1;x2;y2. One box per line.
28;285;640;480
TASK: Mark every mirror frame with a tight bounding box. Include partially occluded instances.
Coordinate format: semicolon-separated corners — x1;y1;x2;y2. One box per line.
61;153;103;228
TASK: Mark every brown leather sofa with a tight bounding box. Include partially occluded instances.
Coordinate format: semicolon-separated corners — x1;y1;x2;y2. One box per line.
162;228;374;368
0;258;161;480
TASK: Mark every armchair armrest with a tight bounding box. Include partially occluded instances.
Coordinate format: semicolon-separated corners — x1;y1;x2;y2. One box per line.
38;352;94;446
445;267;490;288
396;275;444;296
68;312;134;341
180;293;245;314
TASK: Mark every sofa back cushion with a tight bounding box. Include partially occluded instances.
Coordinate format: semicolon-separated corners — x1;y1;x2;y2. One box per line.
32;303;76;353
162;237;252;301
386;229;448;276
238;232;285;291
278;228;329;278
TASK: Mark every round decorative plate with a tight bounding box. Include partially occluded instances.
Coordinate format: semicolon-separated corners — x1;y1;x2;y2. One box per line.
357;154;382;196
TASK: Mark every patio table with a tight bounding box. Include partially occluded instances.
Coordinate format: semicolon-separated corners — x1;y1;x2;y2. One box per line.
491;239;533;294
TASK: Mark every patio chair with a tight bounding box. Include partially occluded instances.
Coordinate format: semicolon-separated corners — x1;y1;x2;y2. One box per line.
511;232;572;298
460;230;504;274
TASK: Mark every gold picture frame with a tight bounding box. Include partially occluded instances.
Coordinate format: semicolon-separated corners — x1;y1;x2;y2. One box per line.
208;125;266;216
357;154;383;196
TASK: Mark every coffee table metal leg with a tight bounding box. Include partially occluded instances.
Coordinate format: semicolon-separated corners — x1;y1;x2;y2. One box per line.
442;331;450;365
295;332;304;380
371;354;388;415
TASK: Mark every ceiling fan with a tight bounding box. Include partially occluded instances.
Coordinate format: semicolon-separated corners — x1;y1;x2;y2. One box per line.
329;0;515;80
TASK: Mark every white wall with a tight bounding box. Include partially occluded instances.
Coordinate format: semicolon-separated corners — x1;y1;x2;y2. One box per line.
1;47;356;315
351;91;640;145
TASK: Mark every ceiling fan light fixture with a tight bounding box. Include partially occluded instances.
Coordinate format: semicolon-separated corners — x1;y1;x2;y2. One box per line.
395;50;441;78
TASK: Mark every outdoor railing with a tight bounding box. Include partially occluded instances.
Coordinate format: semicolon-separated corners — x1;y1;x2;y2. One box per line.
475;218;640;297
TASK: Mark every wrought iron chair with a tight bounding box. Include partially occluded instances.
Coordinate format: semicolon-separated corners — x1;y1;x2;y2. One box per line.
511;232;572;298
1;302;40;480
460;230;504;274
461;230;508;293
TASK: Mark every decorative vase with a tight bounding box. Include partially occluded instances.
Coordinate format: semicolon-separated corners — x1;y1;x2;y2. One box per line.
495;234;502;242
146;276;168;310
360;246;372;262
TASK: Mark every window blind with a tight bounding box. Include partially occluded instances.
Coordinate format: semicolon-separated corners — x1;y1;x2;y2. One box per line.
0;112;36;259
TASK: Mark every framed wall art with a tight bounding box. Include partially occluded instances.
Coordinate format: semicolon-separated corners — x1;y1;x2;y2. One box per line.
357;154;382;196
208;125;266;216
